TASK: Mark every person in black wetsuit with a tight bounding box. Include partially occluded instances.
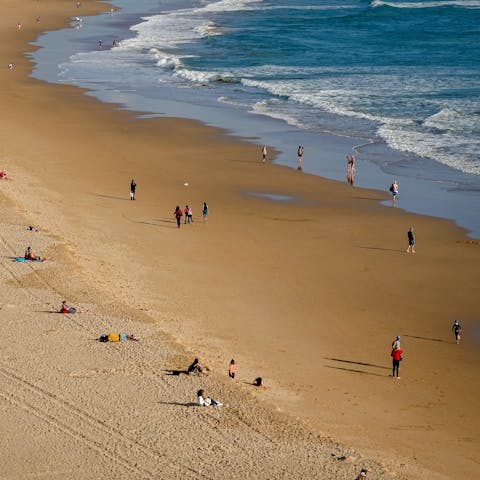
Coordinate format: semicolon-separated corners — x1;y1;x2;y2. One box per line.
130;179;136;200
452;320;462;344
407;227;415;253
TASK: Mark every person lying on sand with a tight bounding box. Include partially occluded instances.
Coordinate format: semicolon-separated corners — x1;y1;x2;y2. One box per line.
197;389;223;407
0;170;8;179
60;301;83;314
27;226;38;232
24;246;46;262
98;333;138;342
188;357;204;374
356;468;368;479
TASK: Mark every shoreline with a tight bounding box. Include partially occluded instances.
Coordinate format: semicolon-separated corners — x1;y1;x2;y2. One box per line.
29;0;480;239
1;1;479;479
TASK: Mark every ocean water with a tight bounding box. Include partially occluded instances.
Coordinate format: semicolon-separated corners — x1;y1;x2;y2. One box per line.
30;0;480;235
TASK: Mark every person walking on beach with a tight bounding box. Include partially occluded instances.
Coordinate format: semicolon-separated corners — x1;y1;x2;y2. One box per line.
228;359;236;379
187;206;193;224
407;227;415;253
174;205;183;228
389;179;399;204
452;319;462;344
297;145;304;171
184;205;190;224
346;154;356;186
202;201;208;222
391;345;403;379
130;179;136;200
262;145;267;163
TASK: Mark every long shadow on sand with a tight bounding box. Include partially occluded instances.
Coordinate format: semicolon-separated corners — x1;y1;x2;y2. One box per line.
136;220;177;229
357;246;403;253
94;193;129;201
325;357;390;370
164;369;189;376
158;401;198;407
324;365;386;377
404;334;447;343
153;218;179;224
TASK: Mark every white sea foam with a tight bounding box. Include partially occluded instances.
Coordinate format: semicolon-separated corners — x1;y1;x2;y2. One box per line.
175;68;238;84
251;99;306;129
194;21;225;37
58;1;480;177
198;0;259;13
371;0;480;9
258;5;359;11
379;121;480;175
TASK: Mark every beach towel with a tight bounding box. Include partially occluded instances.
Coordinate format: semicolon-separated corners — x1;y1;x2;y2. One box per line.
107;333;120;342
15;257;26;262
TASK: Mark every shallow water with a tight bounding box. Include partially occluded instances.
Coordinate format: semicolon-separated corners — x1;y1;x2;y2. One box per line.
30;0;480;236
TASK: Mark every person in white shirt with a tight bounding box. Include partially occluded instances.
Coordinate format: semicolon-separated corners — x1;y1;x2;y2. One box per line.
197;389;223;407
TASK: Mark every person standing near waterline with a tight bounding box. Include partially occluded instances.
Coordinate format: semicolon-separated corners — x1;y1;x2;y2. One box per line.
346;155;356;186
452;320;462;344
297;145;304;171
262;145;267;163
389;179;399;204
391;346;403;379
130;179;136;200
407;227;415;253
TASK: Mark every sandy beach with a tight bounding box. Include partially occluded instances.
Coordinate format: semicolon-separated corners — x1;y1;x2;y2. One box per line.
1;1;479;479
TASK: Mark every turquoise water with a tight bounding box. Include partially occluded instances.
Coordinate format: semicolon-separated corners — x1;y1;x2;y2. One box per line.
31;0;480;235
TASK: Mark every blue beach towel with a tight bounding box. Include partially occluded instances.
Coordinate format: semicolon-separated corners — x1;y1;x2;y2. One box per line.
15;257;26;262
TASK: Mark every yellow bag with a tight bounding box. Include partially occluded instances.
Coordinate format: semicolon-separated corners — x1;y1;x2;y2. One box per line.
107;333;120;342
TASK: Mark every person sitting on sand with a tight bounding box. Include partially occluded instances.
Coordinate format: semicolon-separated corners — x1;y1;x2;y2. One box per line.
60;301;81;314
0;170;7;179
253;377;263;387
197;389;223;407
188;357;203;374
24;246;46;262
98;333;138;342
356;468;368;479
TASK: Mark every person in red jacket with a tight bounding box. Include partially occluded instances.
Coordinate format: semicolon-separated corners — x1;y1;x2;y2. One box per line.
174;205;183;228
391;346;403;379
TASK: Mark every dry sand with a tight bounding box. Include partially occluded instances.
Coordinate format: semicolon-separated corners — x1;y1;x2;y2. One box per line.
0;1;479;479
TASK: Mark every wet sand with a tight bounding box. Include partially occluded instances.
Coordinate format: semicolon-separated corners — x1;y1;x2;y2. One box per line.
0;1;479;479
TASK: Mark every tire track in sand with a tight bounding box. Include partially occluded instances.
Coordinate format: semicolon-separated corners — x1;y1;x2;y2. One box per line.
0;367;209;479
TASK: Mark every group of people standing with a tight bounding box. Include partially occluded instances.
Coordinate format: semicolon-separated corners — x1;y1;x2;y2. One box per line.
128;179;208;228
174;202;208;228
260;145;303;171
